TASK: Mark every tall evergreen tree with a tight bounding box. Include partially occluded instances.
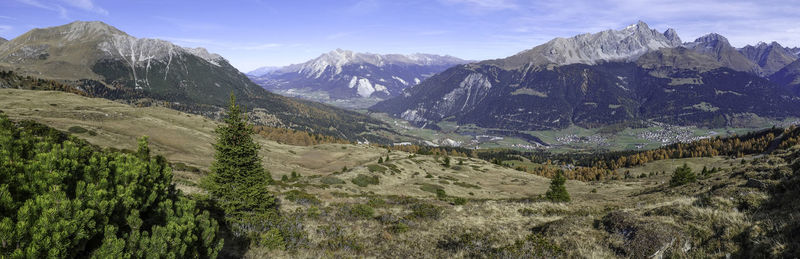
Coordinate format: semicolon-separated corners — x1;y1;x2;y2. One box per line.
545;170;571;202
207;93;278;219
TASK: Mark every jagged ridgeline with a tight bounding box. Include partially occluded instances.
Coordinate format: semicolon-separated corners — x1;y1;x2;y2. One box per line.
371;21;800;131
0;21;392;142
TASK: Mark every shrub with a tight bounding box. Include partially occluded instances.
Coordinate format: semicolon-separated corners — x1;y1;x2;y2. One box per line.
367;164;387;173
284;190;321;205
670;163;697;187
67;125;88;133
0;116;222;258
420;183;444;194
454;181;481;189
368;198;387;207
348;204;375;219
351;174;379;187
259;228;286;250
389;222;409;233
317;225;362;252
407;203;442;220
321;176;345;185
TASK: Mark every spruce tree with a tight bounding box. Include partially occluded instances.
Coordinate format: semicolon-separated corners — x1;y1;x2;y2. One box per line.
545;170;571;202
208;93;277;218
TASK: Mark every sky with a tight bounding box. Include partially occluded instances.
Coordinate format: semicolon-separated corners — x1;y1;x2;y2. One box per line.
1;0;800;72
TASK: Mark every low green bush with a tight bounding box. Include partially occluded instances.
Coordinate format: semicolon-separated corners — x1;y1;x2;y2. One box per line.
351;174;379;187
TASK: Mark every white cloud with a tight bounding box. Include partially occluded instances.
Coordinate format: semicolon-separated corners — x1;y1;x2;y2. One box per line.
60;0;108;15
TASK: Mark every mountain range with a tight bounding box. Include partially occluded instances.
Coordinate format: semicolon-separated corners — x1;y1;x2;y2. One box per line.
247;49;468;102
0;21;392;142
371;21;800;131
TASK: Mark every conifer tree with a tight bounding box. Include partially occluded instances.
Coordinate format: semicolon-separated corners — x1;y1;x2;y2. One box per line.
670;163;697;187
545;170;570;202
208;93;278;219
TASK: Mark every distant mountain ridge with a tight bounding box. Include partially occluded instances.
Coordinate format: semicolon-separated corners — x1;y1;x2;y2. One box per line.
248;49;469;100
0;21;394;142
740;41;799;75
484;21;682;69
371;21;800;131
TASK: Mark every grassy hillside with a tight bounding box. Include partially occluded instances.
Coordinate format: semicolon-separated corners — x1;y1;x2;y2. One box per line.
3;88;798;257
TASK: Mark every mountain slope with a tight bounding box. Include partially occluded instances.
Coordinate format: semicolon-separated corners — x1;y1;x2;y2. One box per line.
246;66;279;77
0;37;7;45
683;33;762;75
0;21;393;142
739;42;798;75
248;49;468;100
371;22;800;131
771;59;800;96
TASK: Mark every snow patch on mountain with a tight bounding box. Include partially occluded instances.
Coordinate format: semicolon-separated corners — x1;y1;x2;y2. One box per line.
356;78;375;97
392;76;408;85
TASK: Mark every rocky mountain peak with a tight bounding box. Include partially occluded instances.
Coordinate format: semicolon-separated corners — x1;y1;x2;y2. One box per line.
663;28;682;46
693;33;731;46
491;21;682;68
739;40;798;75
287;50;467;79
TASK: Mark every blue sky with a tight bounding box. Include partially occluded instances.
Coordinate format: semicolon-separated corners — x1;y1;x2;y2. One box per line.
1;0;799;72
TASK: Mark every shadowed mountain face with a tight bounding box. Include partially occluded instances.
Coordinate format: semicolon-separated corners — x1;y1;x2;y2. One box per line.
0;37;7;45
248;49;469;99
739;42;799;76
371;22;800;131
771;59;800;96
0;21;392;142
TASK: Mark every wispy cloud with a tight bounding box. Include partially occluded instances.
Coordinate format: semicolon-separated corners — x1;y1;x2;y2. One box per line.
346;0;380;15
438;0;517;13
153;17;226;32
60;0;108;15
236;43;282;50
16;0;68;19
326;32;354;40
15;0;108;18
418;30;450;36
